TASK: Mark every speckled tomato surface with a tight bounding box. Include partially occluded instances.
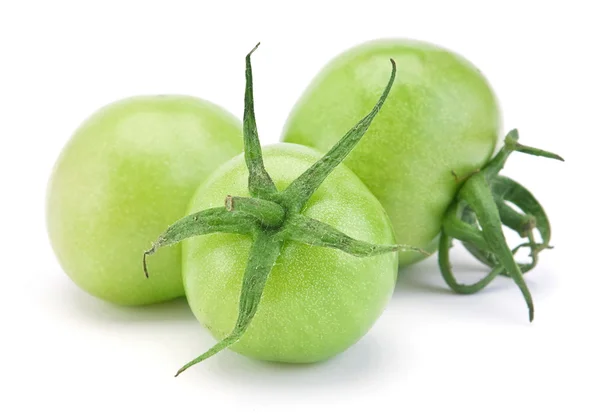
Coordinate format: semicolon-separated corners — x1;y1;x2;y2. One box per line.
282;39;502;266
183;144;398;362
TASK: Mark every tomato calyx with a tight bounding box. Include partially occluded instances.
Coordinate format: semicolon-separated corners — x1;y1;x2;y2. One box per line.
224;195;286;228
143;44;424;376
438;129;564;322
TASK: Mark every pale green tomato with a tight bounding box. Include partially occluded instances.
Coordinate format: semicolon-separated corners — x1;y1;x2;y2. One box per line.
282;39;502;266
183;144;398;362
46;95;243;305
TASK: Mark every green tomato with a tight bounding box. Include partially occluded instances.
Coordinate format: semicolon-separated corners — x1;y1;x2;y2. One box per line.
282;39;502;266
46;95;243;305
182;144;398;362
144;45;417;374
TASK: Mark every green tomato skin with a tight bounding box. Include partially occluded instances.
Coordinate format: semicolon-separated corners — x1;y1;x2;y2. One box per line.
183;144;398;363
46;95;243;305
282;39;502;266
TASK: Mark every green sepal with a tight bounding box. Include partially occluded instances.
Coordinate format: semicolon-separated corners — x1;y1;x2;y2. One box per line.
243;43;278;199
174;231;283;376
484;129;564;179
461;176;552;275
490;176;551;246
143;207;257;278
438;230;507;294
277;214;425;257
458;173;534;321
442;202;490;252
281;59;397;212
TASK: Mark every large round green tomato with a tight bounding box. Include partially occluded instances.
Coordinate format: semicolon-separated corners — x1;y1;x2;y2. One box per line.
282;39;502;266
183;144;398;362
46;95;243;305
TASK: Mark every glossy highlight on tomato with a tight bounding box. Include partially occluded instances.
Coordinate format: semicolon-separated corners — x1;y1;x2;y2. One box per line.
46;95;243;305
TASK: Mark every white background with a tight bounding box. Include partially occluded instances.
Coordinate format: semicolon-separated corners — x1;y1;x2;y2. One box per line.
1;1;598;418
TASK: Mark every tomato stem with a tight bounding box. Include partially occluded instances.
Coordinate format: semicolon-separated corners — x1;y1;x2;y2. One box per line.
225;195;286;227
495;199;536;238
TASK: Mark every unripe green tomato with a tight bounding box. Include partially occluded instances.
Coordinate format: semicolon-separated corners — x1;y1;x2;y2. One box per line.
282;39;502;266
46;95;243;305
183;144;398;362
